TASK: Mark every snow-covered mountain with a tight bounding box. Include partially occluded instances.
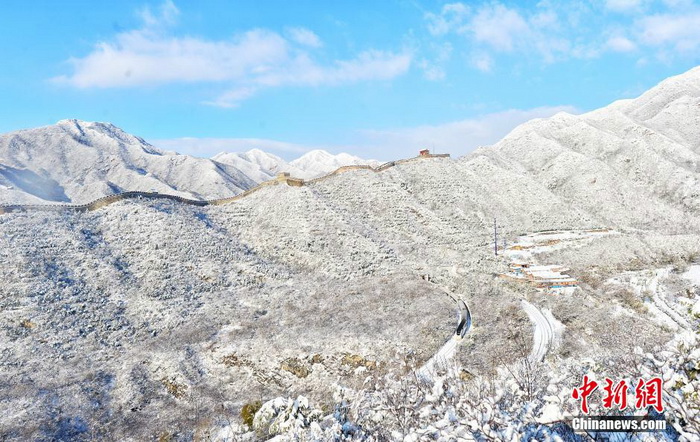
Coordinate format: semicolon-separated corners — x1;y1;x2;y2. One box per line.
0;119;258;204
0;120;383;205
213;148;380;181
212;148;306;182
289;149;381;179
3;67;700;439
476;65;700;226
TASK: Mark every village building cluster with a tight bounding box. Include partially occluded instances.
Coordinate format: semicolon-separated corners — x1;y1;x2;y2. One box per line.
500;261;579;290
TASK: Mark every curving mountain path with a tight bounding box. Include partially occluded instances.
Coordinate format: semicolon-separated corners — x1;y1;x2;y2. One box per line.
417;299;471;380
520;299;554;364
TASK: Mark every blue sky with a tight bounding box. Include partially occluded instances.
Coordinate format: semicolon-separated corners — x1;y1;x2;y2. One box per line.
2;0;700;160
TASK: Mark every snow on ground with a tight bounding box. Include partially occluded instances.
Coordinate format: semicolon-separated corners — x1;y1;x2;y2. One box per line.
211;147;381;183
212;149;306;183
0;120;257;204
416;335;462;381
0;123;382;205
501;229;604;294
505;229;619;262
542;308;565;350
682;264;700;286
615;267;694;332
416;299;470;381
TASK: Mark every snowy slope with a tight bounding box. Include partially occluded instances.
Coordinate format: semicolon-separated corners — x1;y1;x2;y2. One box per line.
477;66;700;224
0;119;258;204
3;67;700;210
0;120;384;205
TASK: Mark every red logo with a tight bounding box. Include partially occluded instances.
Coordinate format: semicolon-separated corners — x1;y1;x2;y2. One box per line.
572;375;598;414
572;376;663;414
602;378;629;411
635;377;664;413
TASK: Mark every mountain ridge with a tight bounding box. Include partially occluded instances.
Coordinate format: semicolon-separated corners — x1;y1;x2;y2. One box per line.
0;120;380;204
3;64;700;234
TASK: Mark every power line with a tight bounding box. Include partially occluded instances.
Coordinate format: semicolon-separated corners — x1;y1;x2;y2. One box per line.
494;217;498;256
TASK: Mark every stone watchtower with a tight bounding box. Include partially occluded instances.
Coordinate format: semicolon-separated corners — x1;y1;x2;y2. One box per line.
275;172;304;187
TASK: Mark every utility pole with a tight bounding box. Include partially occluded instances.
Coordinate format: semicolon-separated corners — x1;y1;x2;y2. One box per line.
494;218;498;256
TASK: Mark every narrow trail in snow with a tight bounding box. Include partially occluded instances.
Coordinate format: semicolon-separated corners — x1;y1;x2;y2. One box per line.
646;270;693;332
520;299;554;364
417;298;471;381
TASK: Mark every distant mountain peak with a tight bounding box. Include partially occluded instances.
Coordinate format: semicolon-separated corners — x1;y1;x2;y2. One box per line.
214;148;379;180
246;147;272;156
56;119;123;135
0;120;256;204
289;150;379;178
57;118;91;126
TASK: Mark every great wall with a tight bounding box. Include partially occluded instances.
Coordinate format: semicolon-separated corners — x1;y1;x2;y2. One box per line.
0;152;450;215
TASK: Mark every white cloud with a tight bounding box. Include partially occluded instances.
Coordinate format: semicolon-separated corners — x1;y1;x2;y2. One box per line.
203;87;259;108
469;4;529;52
605;0;645;13
636;10;700;52
471;52;493;72
152;106;579;160
426;2;585;69
54;29;290;88
661;0;694;7
531;10;558;28
418;42;452;80
53;1;410;107
425;3;470;36
138;0;179;27
419;61;446;80
464;4;575;64
280;50;411;86
607;36;637;52
287;27;322;47
358;105;579;158
422;1;700;69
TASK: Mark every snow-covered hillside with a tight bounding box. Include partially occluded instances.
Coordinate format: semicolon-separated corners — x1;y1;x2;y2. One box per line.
0;119;257;204
1;155;698;439
479;66;700;223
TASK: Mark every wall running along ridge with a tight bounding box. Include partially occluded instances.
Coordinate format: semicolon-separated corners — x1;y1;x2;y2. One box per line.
0;154;451;215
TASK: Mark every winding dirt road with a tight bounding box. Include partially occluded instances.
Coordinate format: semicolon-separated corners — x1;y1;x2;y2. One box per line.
417;299;471;380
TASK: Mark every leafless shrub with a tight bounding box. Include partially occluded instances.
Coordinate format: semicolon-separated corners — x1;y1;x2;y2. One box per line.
609;286;648;314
